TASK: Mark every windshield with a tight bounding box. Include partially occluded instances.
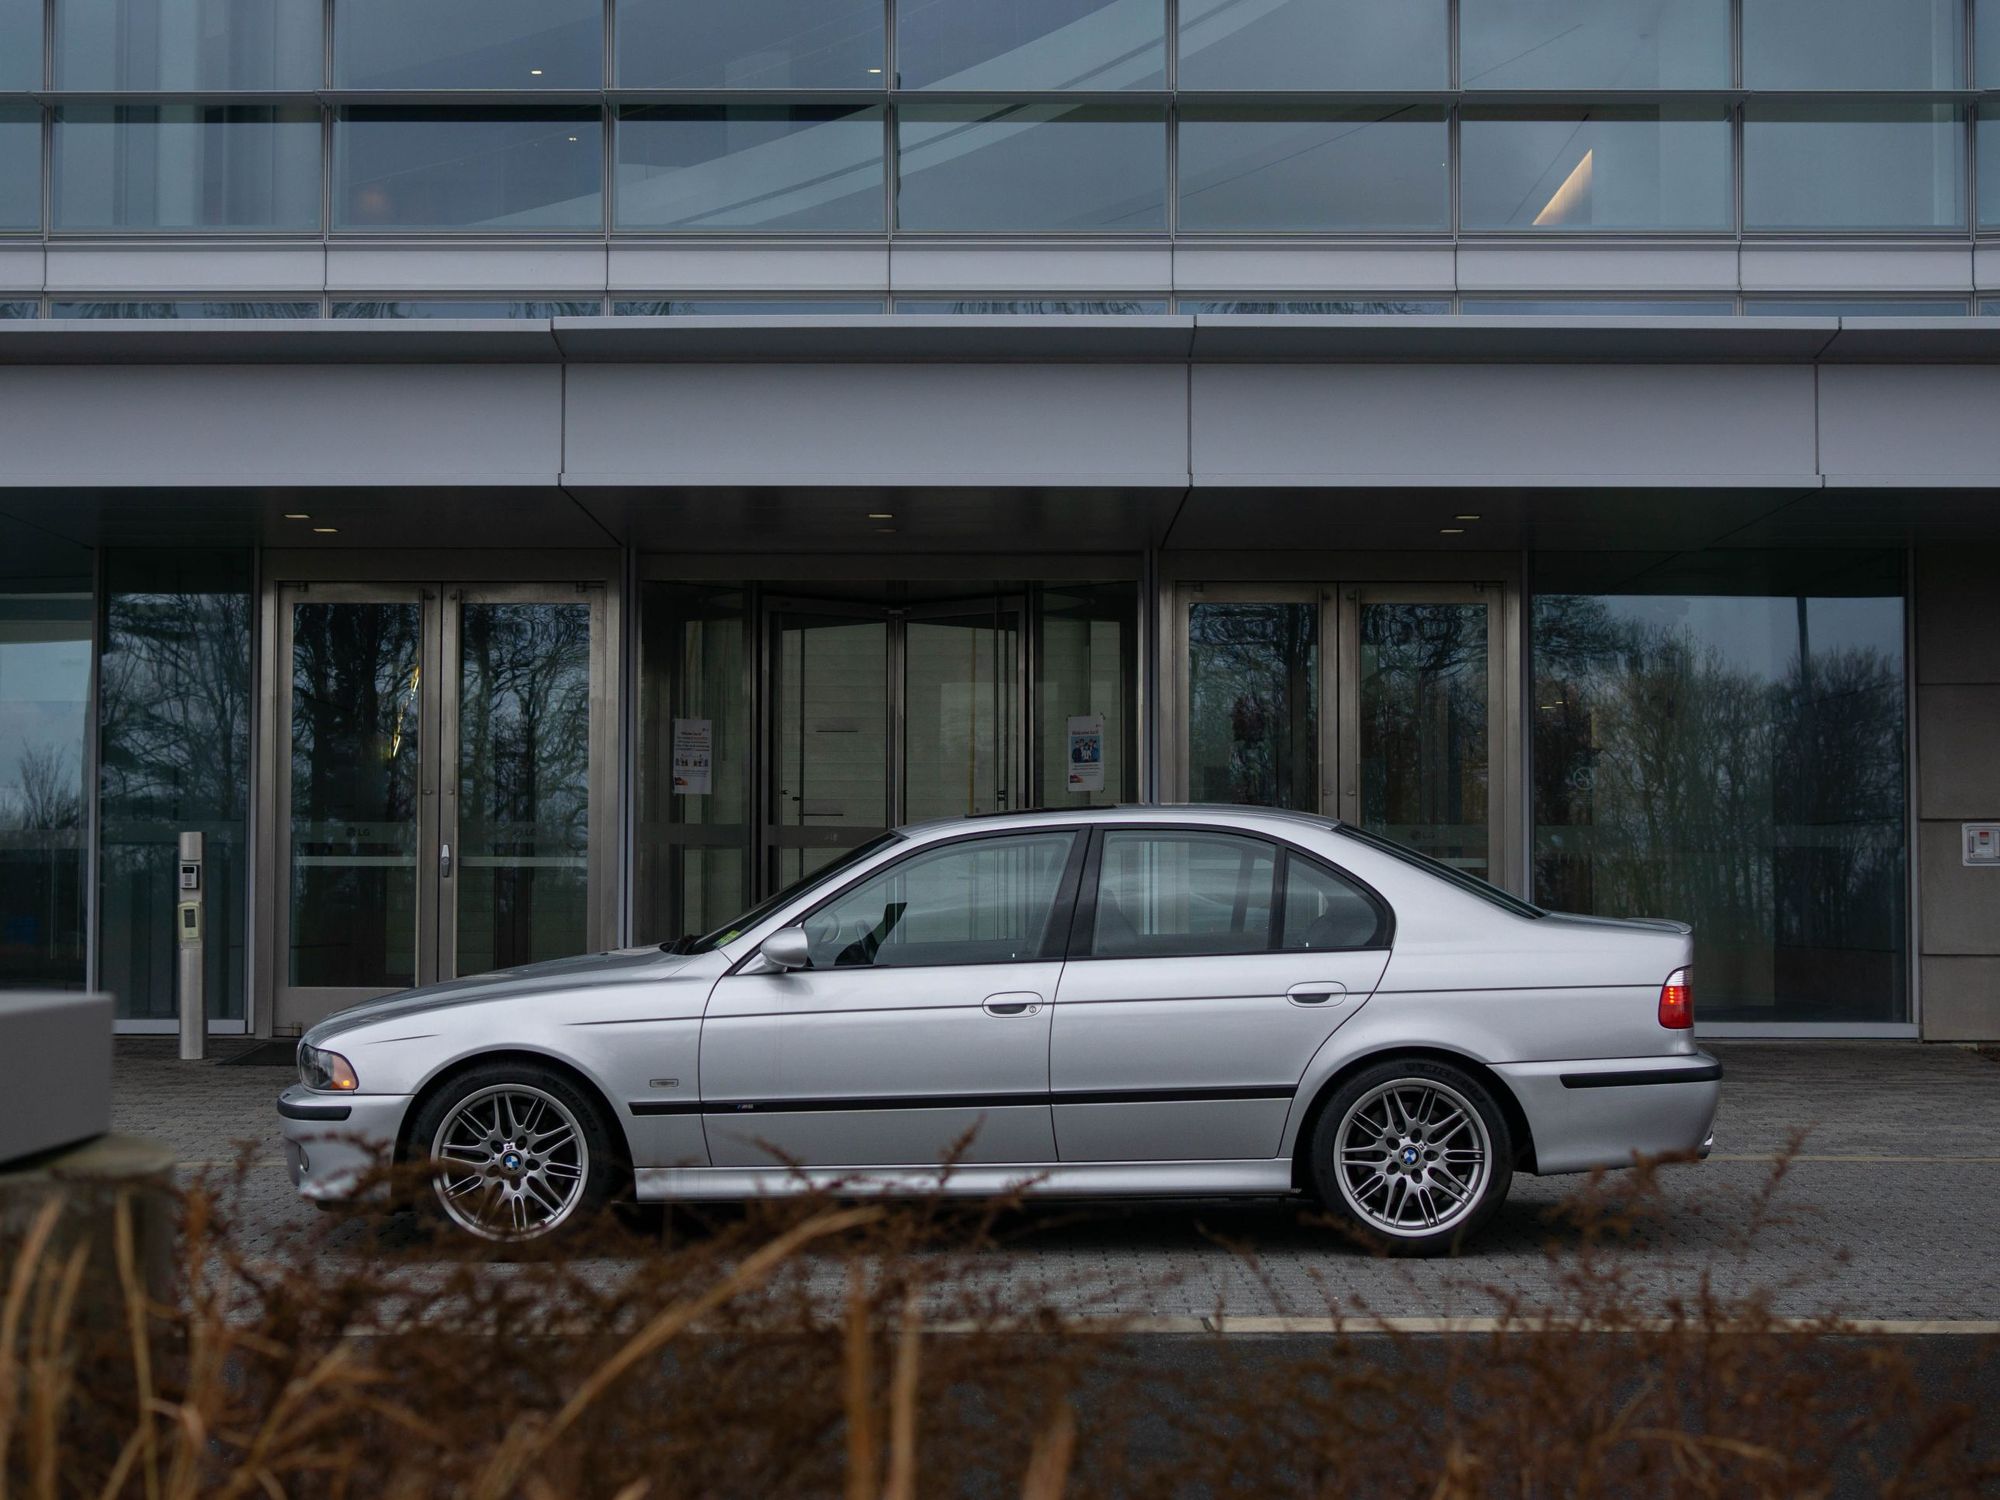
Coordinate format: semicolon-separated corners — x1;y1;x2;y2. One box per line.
1334;824;1545;920
667;833;904;955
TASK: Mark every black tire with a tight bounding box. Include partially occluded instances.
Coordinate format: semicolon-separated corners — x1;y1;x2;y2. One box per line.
1307;1058;1514;1258
404;1060;624;1245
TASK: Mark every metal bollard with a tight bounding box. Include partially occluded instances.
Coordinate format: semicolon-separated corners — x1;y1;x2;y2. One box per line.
176;831;204;1061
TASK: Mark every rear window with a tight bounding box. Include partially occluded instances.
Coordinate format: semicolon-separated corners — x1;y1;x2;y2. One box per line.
1334;824;1545;920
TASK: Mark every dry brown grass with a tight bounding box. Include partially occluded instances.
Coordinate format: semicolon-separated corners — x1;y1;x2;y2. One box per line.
2;1147;1995;1499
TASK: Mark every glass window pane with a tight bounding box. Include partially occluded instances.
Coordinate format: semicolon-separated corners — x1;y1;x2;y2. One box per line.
1281;854;1383;952
1982;300;2000;316
1460;108;1731;231
1983;117;2000;228
1742;298;1968;316
1531;552;1909;1025
896;299;1167;313
335;109;603;231
1744;0;1963;89
1038;582;1137;807
1187;601;1318;811
0;587;91;990
802;832;1077;968
1092;830;1276;959
0;302;35;318
617;0;885;88
1178;0;1445;91
898;105;1165;232
1461;298;1736;314
637;583;753;944
616;107;884;232
1360;602;1491;881
1;0;40;90
898;0;1164;90
98;551;252;1023
1744;105;1965;231
0;109;39;231
53;107;321;231
455;602;594;976
1983;0;2000;85
334;0;602;89
1178;108;1449;232
615;298;887;314
333;300;602;317
51;300;319;317
57;0;320;90
1184;299;1450;313
1461;0;1727;89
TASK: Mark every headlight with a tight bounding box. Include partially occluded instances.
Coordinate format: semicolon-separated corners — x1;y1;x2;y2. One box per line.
298;1043;359;1092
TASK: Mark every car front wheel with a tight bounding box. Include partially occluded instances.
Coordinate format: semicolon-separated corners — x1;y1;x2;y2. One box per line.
1308;1059;1514;1257
408;1062;620;1243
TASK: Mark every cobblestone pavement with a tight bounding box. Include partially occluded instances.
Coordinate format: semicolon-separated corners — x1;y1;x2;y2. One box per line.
112;1040;2000;1322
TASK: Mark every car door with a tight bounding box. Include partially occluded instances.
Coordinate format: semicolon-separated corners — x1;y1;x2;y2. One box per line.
699;828;1084;1170
1051;827;1391;1163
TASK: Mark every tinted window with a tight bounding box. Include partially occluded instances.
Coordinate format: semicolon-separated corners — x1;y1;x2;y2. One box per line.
57;0;321;90
898;0;1164;89
1178;108;1450;232
897;105;1164;232
1461;299;1736;315
1461;0;1727;88
617;0;886;87
335;0;603;88
616;106;885;232
0;109;39;231
1178;0;1445;91
1460;108;1731;231
53;107;322;231
335;109;603;231
1282;854;1386;951
1092;830;1277;958
0;0;40;90
802;832;1077;969
1743;105;1965;231
1743;0;1962;89
333;300;603;318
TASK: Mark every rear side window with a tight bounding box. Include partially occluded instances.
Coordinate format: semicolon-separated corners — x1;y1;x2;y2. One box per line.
1091;830;1276;958
1281;853;1388;951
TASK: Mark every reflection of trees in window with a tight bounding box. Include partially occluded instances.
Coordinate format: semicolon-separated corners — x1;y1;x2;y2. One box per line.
100;590;252;823
1533;593;1906;1020
1188;603;1317;812
1359;603;1487;846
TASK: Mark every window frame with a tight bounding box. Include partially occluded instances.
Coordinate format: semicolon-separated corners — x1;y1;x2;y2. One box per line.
729;824;1092;974
1066;822;1393;961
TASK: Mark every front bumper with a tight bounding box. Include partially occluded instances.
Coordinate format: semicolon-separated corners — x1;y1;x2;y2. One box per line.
276;1084;413;1202
1496;1052;1723;1176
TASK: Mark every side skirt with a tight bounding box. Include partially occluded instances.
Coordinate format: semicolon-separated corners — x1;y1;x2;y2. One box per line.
633;1159;1299;1203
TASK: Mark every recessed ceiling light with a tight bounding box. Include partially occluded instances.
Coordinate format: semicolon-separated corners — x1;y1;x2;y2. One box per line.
1455;513;1481;521
530;68;543;75
312;526;339;534
867;67;883;74
867;512;894;520
567;135;578;141
283;512;310;520
1440;527;1465;535
875;527;897;534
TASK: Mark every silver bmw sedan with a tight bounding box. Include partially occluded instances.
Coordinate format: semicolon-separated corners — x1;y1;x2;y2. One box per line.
278;807;1719;1255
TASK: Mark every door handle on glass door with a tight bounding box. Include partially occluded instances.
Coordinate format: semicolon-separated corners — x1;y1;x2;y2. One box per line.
1287;982;1347;1006
983;993;1042;1017
439;842;453;879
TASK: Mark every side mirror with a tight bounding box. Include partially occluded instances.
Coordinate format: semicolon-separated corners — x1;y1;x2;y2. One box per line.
759;927;812;972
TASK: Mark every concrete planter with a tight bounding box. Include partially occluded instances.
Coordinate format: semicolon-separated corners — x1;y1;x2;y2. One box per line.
0;992;112;1167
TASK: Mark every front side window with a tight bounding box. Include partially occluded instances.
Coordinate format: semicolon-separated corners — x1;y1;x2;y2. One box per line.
1092;830;1277;958
801;831;1078;969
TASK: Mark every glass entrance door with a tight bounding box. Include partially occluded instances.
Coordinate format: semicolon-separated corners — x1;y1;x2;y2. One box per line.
765;595;1024;887
1178;583;1510;887
275;582;609;1027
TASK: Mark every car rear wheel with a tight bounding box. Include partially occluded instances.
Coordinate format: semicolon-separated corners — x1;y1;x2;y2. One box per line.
1308;1059;1513;1257
408;1062;620;1243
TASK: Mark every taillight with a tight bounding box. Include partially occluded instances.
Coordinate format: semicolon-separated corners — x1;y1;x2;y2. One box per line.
1659;968;1693;1029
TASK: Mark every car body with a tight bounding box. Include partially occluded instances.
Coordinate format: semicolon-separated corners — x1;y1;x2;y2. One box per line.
278;806;1719;1251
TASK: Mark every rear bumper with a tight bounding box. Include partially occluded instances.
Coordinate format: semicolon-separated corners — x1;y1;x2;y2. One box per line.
276;1085;411;1202
1496;1052;1722;1176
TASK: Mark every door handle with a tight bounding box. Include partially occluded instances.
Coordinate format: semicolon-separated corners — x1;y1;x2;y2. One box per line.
1287;982;1347;1007
439;842;453;879
983;992;1043;1017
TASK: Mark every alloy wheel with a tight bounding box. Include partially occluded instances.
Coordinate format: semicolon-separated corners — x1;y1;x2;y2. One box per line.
1333;1078;1492;1239
430;1084;591;1241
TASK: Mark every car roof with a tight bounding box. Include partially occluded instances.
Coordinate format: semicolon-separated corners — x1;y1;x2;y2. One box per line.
897;804;1343;840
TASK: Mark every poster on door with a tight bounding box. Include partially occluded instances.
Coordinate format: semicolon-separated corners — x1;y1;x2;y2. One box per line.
671;717;712;796
1066;714;1105;794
